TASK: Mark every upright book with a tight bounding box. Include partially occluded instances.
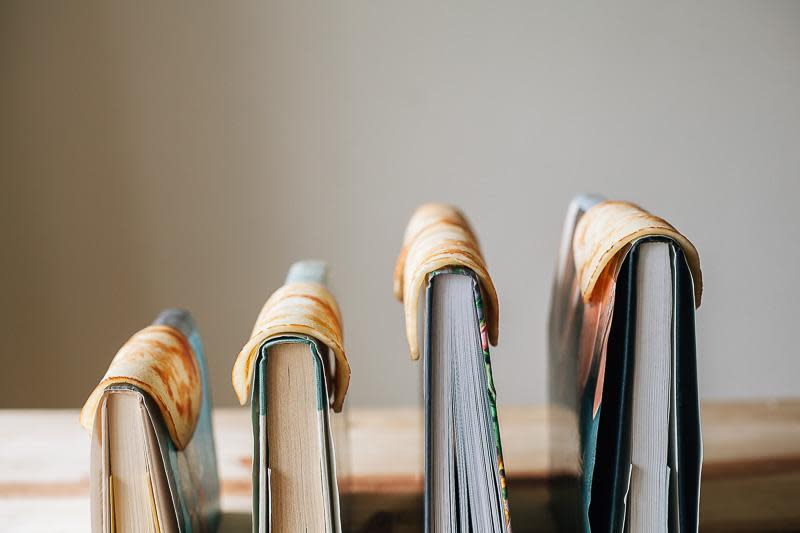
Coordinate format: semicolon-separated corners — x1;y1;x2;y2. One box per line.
232;260;350;533
80;309;220;533
394;203;511;532
548;196;702;533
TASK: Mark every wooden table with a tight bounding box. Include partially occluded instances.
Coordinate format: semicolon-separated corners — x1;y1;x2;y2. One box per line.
1;400;798;532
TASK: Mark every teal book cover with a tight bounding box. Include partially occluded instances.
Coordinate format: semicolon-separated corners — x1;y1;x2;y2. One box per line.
152;309;221;532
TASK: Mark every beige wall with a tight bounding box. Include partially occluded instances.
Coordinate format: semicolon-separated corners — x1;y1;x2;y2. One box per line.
2;1;799;408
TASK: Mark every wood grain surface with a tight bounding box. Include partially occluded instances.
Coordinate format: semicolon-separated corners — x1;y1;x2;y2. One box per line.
0;400;798;532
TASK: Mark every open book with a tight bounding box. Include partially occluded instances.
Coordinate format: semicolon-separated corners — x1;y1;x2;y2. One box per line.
548;196;702;533
395;204;511;532
79;309;220;532
232;261;350;533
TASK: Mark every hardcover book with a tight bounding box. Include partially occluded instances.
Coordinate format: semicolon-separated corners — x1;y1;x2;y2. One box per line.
548;196;702;533
394;203;511;532
80;309;220;533
232;260;350;533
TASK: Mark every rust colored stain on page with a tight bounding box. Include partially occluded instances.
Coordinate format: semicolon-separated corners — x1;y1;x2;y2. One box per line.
298;294;342;331
154;328;200;422
80;325;202;450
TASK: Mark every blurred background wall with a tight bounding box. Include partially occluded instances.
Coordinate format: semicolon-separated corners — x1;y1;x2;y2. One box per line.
2;1;799;408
